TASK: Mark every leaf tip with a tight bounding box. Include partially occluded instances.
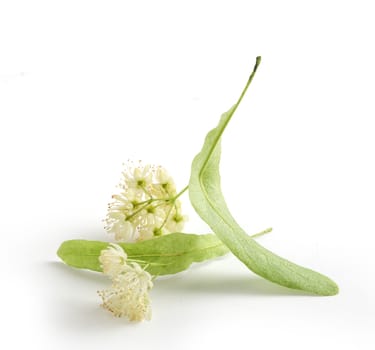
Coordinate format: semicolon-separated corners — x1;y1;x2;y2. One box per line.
56;240;74;263
316;275;339;296
326;280;340;296
56;241;66;261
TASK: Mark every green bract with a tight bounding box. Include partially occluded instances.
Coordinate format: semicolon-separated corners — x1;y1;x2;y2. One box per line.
57;233;229;276
188;56;339;296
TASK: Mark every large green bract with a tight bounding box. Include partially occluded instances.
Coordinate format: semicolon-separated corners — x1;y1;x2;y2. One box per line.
188;56;338;296
57;233;229;276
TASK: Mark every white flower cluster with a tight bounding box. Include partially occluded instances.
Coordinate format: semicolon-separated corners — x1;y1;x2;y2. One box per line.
98;243;153;322
105;162;187;242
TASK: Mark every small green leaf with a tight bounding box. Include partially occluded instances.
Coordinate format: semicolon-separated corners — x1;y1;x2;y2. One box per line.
188;56;339;296
57;233;229;276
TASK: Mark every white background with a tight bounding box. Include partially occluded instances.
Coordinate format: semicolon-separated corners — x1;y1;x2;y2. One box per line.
1;1;374;349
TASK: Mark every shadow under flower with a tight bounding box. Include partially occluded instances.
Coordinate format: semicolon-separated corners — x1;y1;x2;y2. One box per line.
39;261;141;332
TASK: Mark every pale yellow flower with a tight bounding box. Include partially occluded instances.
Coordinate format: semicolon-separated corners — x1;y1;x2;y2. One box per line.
105;162;187;242
99;243;127;278
98;244;153;322
98;262;153;322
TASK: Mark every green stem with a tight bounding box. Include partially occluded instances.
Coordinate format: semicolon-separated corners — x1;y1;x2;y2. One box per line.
158;202;175;231
199;57;261;173
173;185;188;200
126;201;152;220
157;186;188;232
250;227;272;239
140;184;153;199
136;198;163;206
127;185;189;224
127;258;166;266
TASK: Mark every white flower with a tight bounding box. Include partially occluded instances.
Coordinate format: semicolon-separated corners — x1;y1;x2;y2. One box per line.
165;213;188;233
98;262;153;322
123;188;143;203
99;243;127;278
153;166;177;196
98;244;154;322
122;162;153;192
105;215;139;242
110;193;134;211
137;211;165;240
105;161;187;242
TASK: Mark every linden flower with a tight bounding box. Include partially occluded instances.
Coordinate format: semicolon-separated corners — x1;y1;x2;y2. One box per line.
98;244;153;322
123;163;153;193
105;162;187;242
107;215;139;242
98;265;153;321
165;213;188;233
99;243;127;278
